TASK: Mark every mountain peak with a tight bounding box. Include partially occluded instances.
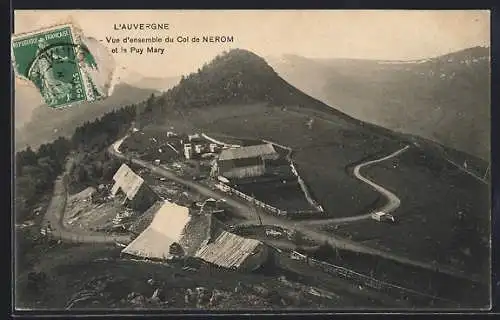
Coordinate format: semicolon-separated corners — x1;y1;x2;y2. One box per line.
148;48;287;110
202;48;277;77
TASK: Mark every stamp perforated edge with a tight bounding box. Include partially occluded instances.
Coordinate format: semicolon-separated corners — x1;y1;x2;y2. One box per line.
12;17;117;109
12;21;81;85
60;19;117;105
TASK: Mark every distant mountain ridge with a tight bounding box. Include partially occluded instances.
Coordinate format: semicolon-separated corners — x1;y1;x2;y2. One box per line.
122;74;180;92
14;68;180;128
15;83;160;151
15;68;183;152
266;46;490;160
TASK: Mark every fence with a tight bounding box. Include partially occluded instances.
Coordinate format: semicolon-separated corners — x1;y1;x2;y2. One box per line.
287;250;459;306
290;162;324;212
214;181;327;219
201;133;241;148
262;139;324;213
214;182;286;216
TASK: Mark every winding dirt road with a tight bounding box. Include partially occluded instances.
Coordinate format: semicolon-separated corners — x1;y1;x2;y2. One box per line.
302;145;410;226
353;145;409;211
41;156;132;244
108;135;483;284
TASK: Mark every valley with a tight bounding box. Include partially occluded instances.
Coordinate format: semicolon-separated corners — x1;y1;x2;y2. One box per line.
268;47;490;161
14;48;491;311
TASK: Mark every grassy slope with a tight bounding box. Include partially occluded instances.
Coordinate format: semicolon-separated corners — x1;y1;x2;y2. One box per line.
149;100;489;294
327;146;490;276
153;103;403;218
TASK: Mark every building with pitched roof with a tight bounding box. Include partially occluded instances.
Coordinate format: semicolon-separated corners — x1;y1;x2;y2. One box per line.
121;200;269;271
213;144;279;179
111;164;159;211
194;228;269;271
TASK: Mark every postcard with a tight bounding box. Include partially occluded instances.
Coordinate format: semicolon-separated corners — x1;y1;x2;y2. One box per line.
13;10;491;312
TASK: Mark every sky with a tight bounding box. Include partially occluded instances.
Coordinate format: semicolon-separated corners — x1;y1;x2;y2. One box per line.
13;10;490;79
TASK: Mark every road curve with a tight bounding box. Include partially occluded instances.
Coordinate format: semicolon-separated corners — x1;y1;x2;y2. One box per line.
354;145;410;214
302;145;410;226
41;156;132;244
108;136;483;284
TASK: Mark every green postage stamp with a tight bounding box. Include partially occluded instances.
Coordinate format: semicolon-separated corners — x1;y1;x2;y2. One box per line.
12;23;115;108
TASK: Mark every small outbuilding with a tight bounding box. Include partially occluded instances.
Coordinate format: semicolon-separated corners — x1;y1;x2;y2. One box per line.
111;164;159;211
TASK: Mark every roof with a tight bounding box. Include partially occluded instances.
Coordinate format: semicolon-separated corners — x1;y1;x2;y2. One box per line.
194;229;264;269
111;164;145;200
122;202;267;269
218;144;277;161
128;200;165;234
122;201;198;259
221;156;264;168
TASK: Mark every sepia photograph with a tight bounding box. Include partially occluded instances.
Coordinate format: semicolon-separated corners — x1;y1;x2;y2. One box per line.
12;10;491;312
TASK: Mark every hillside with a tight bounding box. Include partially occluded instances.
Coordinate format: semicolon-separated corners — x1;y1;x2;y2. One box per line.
142;49;397;136
15;84;159;152
13;48;490;309
137;49;490;288
266;47;490;161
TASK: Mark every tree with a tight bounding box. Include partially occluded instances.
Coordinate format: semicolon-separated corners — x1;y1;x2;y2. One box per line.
37;156;56;180
102;159;121;180
16;146;37;170
15;176;36;222
93;161;104;178
313;240;342;262
72;165;87;184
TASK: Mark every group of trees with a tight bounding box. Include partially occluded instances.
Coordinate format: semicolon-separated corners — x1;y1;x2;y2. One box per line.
71;105;137;152
15;104;139;222
15;137;72;223
68;105;138;190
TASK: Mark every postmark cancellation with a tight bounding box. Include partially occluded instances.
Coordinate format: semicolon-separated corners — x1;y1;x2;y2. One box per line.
12;22;114;108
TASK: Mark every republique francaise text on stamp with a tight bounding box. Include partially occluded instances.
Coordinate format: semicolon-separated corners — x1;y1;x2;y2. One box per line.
12;23;111;108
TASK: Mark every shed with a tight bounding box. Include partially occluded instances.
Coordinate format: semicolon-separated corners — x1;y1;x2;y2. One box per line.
111;164;159;211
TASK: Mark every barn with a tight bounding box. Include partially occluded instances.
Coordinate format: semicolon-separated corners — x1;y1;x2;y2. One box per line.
121;200;269;271
213;144;279;179
111;164;159;211
121;201;206;261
